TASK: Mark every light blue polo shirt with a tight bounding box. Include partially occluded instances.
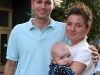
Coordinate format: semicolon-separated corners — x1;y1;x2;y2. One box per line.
6;18;71;75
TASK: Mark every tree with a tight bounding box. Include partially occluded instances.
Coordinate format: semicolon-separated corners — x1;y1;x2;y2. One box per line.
51;0;100;41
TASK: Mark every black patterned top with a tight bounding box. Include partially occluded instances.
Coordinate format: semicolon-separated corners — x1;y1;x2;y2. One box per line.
48;62;76;75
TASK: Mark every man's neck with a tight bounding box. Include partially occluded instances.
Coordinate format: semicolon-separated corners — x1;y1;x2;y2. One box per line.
32;18;50;30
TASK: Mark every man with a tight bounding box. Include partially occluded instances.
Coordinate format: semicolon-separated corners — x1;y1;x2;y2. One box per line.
3;0;98;75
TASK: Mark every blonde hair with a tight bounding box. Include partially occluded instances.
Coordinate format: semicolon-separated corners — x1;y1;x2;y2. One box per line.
51;42;70;58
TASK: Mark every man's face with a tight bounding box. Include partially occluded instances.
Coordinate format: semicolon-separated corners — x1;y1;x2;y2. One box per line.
32;0;55;20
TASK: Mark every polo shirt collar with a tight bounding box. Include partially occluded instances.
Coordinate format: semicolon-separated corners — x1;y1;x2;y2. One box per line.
27;18;56;30
48;18;56;28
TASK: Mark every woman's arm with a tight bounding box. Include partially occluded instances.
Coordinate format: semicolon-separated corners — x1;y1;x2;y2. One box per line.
70;47;94;75
70;61;86;75
3;60;17;75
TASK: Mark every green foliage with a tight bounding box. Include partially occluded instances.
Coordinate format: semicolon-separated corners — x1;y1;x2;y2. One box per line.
51;0;100;41
51;6;66;22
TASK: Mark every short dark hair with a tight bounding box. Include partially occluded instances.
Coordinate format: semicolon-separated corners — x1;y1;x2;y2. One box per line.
67;2;93;28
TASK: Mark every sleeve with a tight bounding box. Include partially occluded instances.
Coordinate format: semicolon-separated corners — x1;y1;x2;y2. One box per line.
6;26;19;61
72;48;93;69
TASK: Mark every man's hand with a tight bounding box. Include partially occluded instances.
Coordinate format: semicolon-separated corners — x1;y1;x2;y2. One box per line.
89;45;99;63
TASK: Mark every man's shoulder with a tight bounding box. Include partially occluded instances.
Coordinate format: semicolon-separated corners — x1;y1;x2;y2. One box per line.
15;22;27;28
51;18;65;25
13;18;31;30
54;20;65;25
51;20;66;29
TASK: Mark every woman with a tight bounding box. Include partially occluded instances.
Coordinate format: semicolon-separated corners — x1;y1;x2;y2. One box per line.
66;2;94;75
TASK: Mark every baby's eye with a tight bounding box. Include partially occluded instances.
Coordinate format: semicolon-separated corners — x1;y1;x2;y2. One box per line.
60;57;63;59
68;55;71;58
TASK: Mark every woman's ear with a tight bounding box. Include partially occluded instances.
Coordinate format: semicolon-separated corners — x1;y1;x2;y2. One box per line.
51;58;56;64
86;27;91;35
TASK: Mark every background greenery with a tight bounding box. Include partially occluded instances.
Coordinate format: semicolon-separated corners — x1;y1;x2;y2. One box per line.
51;0;100;41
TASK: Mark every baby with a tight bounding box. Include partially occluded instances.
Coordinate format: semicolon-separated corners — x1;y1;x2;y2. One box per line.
48;42;76;75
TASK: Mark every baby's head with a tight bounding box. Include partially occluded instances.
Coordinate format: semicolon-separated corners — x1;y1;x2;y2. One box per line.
51;42;72;66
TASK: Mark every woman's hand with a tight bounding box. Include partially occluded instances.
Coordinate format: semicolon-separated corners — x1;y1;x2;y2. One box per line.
89;45;99;63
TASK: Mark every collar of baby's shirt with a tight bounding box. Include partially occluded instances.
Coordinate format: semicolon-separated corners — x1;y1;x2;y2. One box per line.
49;62;67;69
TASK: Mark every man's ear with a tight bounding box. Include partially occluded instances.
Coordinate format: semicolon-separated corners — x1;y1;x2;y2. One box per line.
51;58;56;64
53;2;56;10
31;0;34;8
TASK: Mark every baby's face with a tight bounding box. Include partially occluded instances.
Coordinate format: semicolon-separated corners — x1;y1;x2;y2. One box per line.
53;49;72;66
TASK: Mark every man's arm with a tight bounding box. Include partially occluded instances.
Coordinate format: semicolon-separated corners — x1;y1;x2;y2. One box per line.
3;60;17;75
89;45;99;63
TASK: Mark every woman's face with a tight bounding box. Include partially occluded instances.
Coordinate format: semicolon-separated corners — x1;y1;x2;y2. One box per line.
66;14;90;45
